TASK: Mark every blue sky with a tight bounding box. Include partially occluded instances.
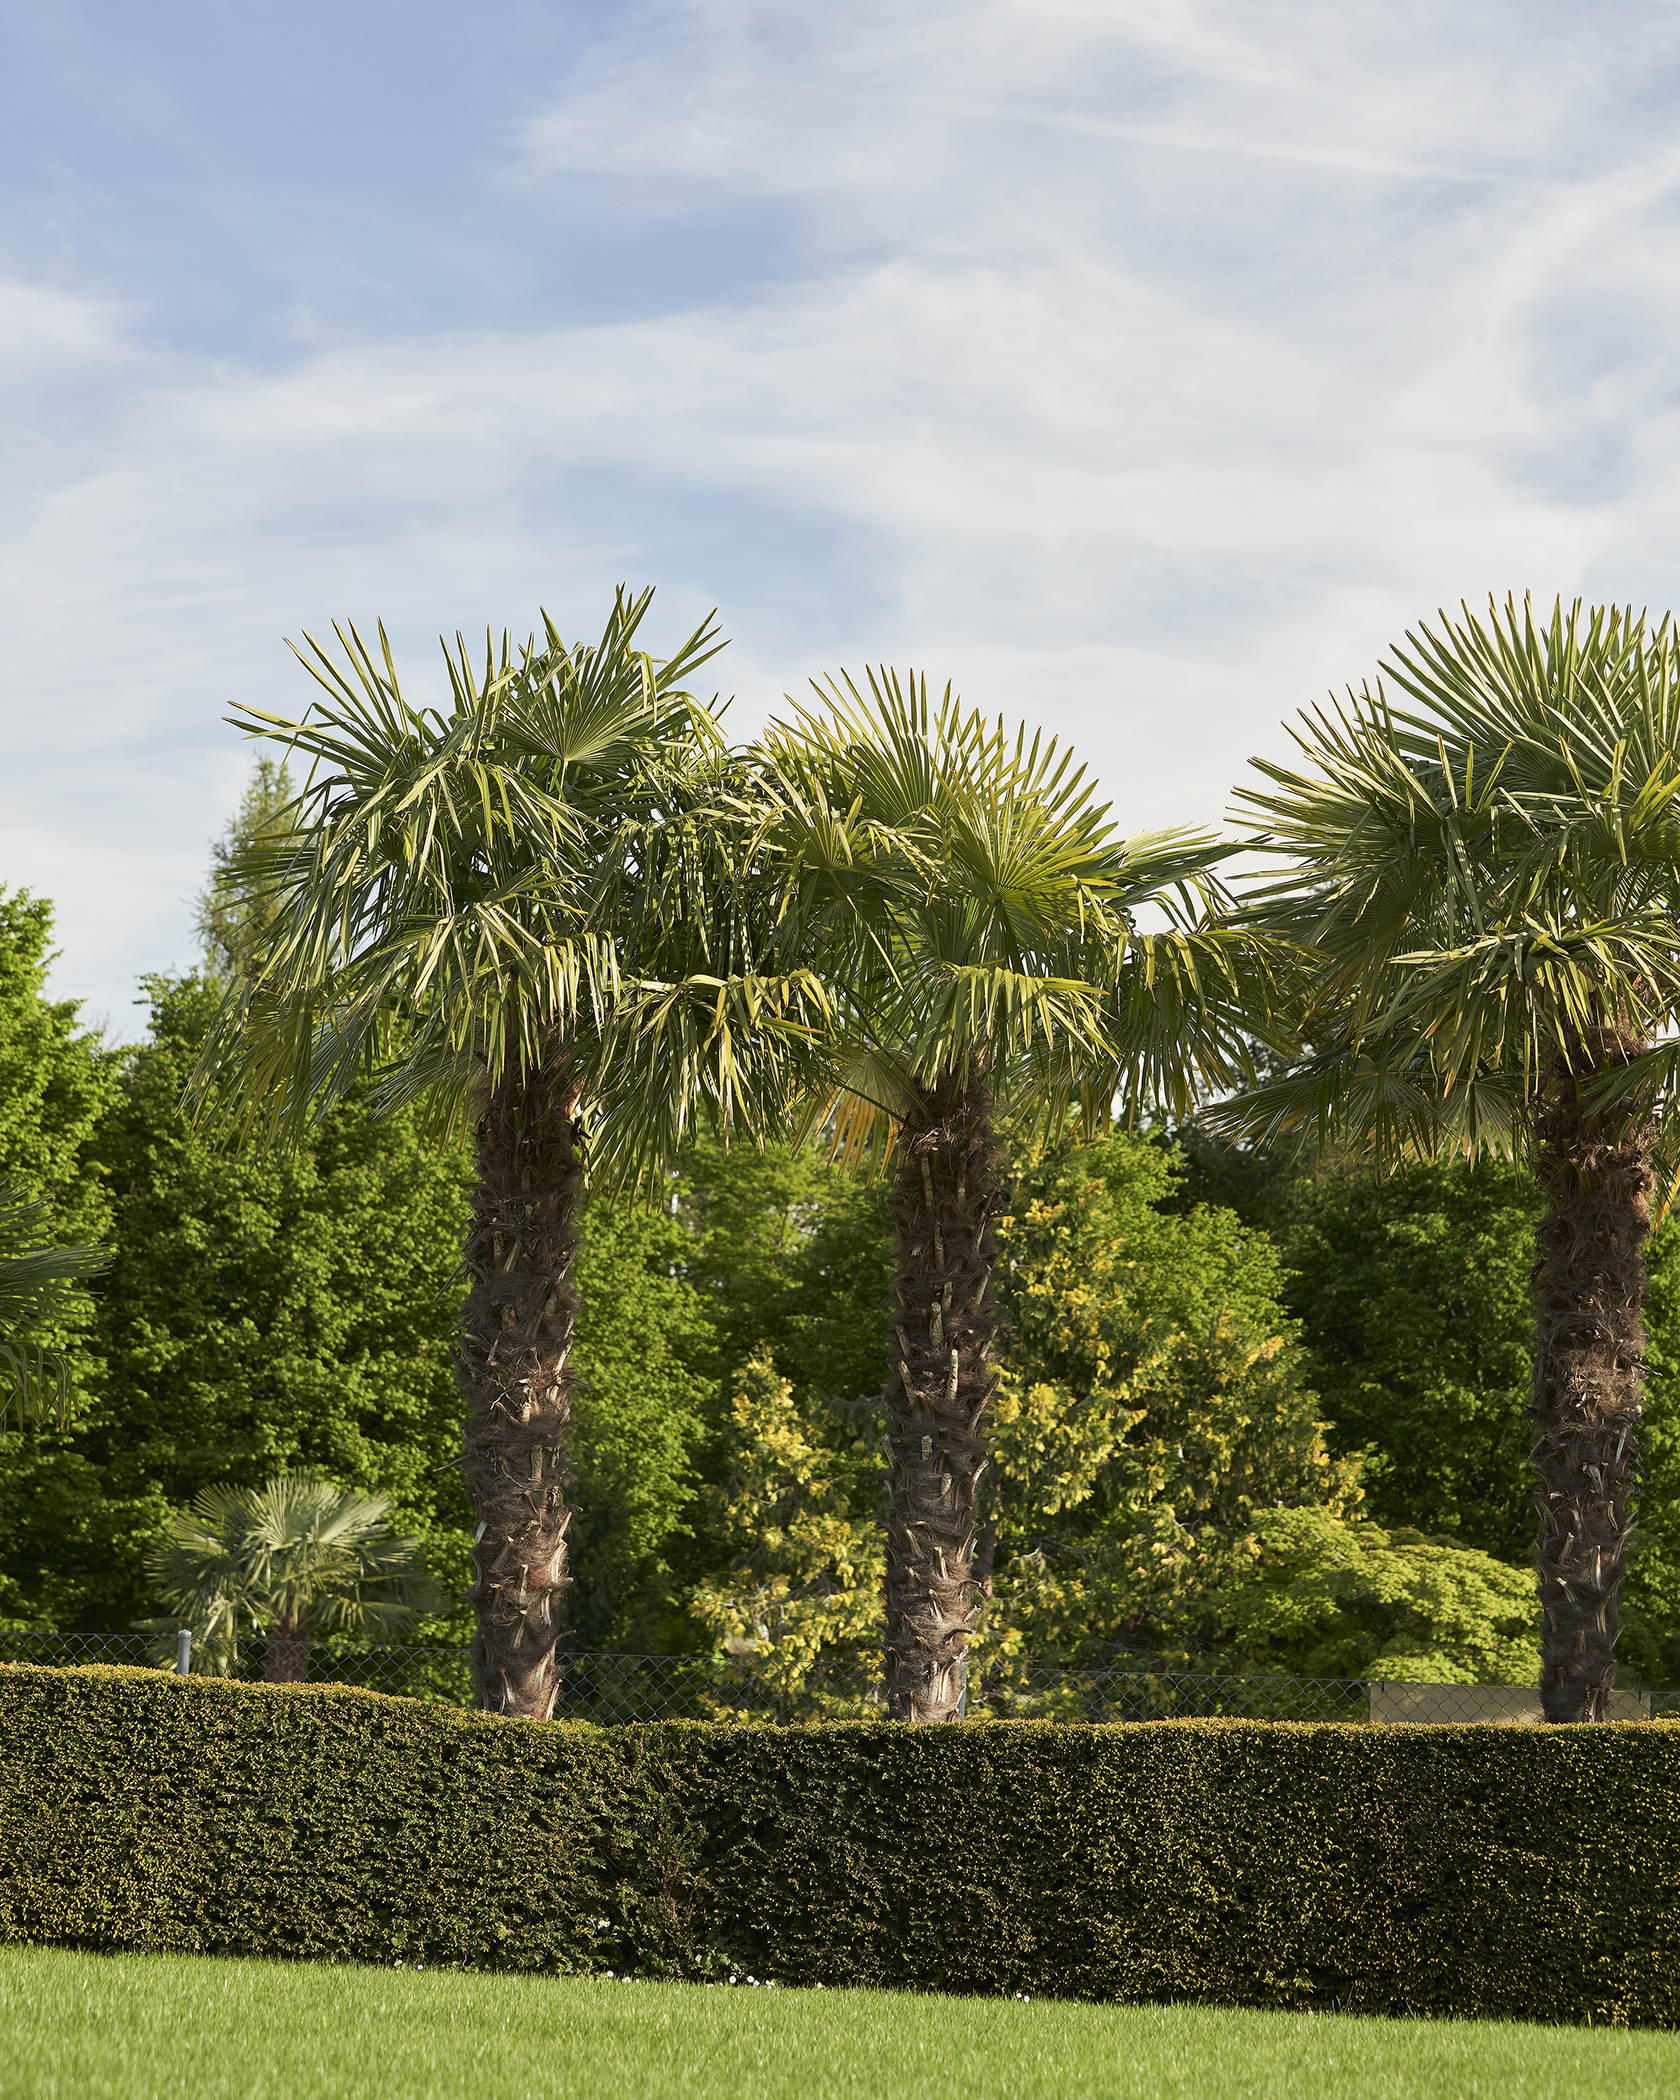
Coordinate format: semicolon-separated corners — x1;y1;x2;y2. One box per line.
6;1;1680;1028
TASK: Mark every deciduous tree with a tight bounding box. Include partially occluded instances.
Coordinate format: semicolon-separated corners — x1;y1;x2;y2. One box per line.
1283;1160;1538;1559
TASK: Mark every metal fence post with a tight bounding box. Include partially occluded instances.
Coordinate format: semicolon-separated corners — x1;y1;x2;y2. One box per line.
176;1628;193;1676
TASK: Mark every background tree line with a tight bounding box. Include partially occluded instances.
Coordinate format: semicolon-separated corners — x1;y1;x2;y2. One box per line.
9;592;1680;1726
6;786;1680;1688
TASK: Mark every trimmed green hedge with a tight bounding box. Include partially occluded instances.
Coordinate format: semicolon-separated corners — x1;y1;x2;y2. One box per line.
4;1663;1679;2024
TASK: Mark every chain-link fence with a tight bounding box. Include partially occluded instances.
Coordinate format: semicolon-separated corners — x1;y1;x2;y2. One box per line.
4;1629;1676;1724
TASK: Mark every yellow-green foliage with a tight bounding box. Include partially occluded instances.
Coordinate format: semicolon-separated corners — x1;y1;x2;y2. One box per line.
679;1134;1539;1688
984;1313;1362;1666
688;1358;882;1708
5;1665;1680;2026
1207;1507;1540;1683
979;1136;1535;1678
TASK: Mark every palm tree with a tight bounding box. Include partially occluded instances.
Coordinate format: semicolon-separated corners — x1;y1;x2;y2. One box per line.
1220;595;1680;1722
757;673;1266;1722
142;1471;438;1682
190;588;823;1719
0;1180;109;1431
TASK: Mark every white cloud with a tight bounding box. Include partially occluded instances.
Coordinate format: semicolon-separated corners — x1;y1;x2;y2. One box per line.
7;1;1680;1022
0;277;128;378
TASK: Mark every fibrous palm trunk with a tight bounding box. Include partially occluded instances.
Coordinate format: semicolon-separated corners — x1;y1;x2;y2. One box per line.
883;1068;1002;1723
263;1622;309;1683
459;1054;583;1719
1530;1029;1653;1723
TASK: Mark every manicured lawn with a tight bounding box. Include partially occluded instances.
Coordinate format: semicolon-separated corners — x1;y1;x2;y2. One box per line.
3;1947;1678;2099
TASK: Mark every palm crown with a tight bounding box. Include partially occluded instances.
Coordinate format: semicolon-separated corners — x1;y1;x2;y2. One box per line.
757;667;1263;1156
189;587;733;1149
1222;595;1680;1164
143;1471;438;1678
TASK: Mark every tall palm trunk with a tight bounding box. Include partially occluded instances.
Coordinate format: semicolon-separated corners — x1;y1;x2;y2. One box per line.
883;1067;1003;1723
263;1621;309;1683
459;1053;583;1719
1530;1029;1653;1723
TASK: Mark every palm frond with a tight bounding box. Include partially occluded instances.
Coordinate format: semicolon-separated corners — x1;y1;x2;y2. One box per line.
750;668;1282;1160
0;1181;110;1430
188;588;744;1166
1230;592;1680;1169
143;1470;441;1652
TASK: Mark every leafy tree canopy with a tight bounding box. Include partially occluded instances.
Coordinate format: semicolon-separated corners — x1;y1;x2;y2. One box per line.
1281;1160;1539;1560
2;971;476;1634
687;1356;883;1711
0;890;114;1625
674;1132;890;1406
0;889;115;1231
978;1132;1365;1667
564;1200;714;1654
194;758;296;983
679;1130;1549;1690
1201;1506;1539;1684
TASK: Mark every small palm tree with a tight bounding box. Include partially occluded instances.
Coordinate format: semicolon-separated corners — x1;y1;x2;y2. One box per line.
142;1471;439;1682
0;1181;109;1431
1221;595;1680;1722
757;673;1268;1721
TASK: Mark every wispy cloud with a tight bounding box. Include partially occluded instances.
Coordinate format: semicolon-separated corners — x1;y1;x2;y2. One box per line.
5;1;1680;1022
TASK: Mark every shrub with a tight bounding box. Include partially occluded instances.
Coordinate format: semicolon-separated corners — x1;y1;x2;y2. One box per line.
3;1664;1679;2024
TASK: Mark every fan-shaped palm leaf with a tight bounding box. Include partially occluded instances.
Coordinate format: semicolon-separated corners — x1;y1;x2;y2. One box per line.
0;1182;109;1430
141;1470;438;1681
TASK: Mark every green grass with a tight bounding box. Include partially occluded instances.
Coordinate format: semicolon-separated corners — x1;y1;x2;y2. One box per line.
2;1948;1678;2099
